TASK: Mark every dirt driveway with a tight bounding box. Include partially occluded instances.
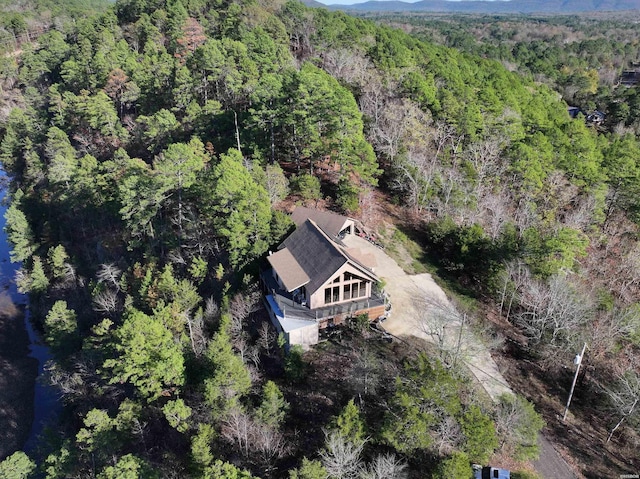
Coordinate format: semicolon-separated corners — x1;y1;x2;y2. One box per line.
344;234;512;400
343;234;577;479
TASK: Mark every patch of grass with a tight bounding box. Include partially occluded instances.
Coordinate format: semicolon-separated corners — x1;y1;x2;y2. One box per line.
380;223;488;336
511;470;543;479
382;225;481;310
387;228;430;274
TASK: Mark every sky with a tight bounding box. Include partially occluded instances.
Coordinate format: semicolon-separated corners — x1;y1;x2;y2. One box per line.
315;0;505;4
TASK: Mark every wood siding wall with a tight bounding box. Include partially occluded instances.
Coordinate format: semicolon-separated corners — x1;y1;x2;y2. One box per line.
308;263;373;309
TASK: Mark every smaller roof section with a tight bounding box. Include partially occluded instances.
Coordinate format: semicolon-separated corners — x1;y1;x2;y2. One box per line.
567;106;581;119
344;248;377;271
291;206;354;239
267;248;310;292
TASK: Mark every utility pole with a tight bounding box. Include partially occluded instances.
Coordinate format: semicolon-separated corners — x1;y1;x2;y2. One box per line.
562;342;587;422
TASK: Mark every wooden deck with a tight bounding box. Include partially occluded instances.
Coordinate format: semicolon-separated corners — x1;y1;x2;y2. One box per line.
261;271;387;324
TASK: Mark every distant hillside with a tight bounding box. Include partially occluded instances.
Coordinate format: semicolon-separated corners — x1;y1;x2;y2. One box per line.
301;0;328;7
327;0;640;13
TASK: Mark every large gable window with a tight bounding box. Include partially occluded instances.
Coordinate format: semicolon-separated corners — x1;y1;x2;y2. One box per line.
344;272;365;282
324;286;340;304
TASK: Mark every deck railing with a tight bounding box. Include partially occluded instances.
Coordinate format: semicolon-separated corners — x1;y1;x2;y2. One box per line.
269;287;385;322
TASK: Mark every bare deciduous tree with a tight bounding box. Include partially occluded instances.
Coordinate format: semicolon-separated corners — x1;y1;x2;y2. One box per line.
258;321;276;354
185;309;208;357
232;332;261;368
433;416;464;456
221;407;252;458
465;137;505;193
493;393;544;460
419;293;479;368
350;345;381;398
611;244;640;300
264;163;289;205
513;198;539;234
515;273;593;348
322;48;372;86
229;290;261;326
96;263;122;291
167;248;187;266
496;260;531;321
204;296;219;323
44;360;85;400
563;193;598;232
253;421;288;465
320;431;365;479
55;262;77;288
477;189;511;240
606;369;640;443
359;453;408;479
92;288;120;314
220;407;288;466
359;72;394;129
588;307;640;360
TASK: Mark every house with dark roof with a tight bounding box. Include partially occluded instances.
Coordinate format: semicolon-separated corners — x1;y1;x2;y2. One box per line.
261;208;386;347
621;70;640;86
567;106;582;119
290;206;355;238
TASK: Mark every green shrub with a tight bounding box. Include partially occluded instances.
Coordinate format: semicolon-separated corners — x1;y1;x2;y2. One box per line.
460;405;498;464
494;394;545;461
348;313;370;335
432;452;472;479
292;174;321;202
336;177;360;213
285;345;307;383
511;470;543;479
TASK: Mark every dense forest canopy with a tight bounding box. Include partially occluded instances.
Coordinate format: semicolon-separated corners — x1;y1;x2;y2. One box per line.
0;0;110;49
372;13;640;133
1;0;640;477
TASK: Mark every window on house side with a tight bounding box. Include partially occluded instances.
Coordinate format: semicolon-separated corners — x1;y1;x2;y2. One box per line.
343;284;351;300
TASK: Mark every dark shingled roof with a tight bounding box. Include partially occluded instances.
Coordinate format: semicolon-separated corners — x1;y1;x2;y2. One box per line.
280;219;377;294
291;206;353;238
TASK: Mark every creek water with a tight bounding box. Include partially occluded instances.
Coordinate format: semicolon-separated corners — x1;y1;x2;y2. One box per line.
0;172;60;454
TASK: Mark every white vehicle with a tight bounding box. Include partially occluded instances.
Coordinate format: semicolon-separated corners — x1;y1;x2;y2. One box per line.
472;464;511;479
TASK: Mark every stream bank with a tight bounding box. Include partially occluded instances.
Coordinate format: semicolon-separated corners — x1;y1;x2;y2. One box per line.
0;172;60;460
0;293;37;460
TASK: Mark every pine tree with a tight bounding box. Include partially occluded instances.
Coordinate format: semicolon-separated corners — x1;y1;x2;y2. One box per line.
103;308;185;401
4;192;36;263
256;381;289;428
331;399;365;443
204;314;251;416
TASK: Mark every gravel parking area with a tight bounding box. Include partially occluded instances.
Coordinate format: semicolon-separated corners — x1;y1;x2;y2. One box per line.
344;234;512;399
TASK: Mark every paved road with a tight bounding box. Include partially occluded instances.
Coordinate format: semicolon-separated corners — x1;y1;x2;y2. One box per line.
344;234;577;479
533;435;577;479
